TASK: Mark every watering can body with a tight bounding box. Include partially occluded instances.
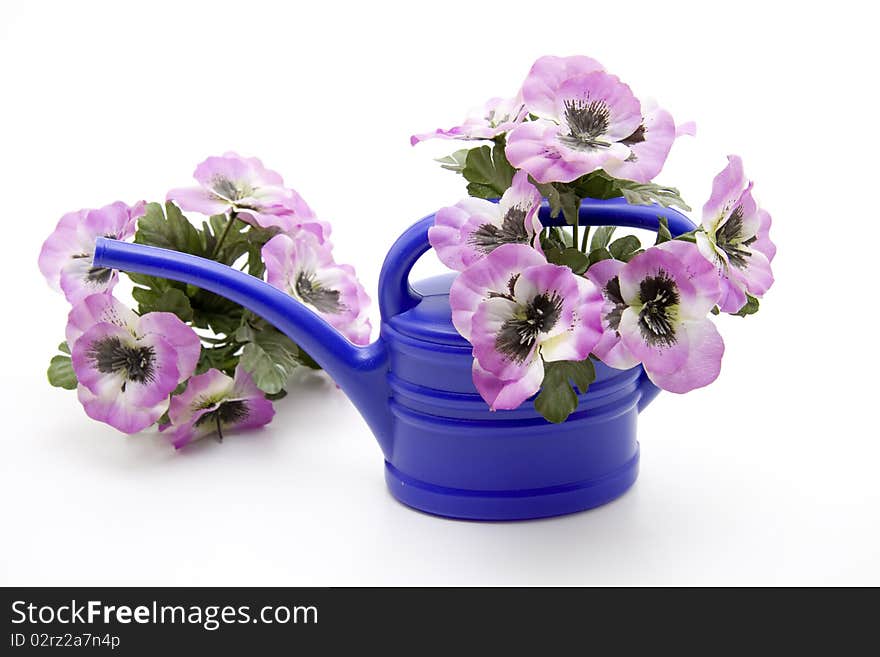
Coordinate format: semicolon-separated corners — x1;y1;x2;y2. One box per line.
94;198;695;520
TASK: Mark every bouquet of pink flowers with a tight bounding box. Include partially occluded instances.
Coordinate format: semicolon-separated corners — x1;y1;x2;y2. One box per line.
39;153;371;446
412;55;775;422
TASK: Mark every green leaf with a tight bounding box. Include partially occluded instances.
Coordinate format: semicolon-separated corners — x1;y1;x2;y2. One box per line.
461;142;515;199
710;306;720;315
239;329;303;394
590;226;616;251
533;180;563;218
58;341;70;354
559;190;580;227
435;149;471;173
465;182;500;199
134;201;204;256
734;294;760;317
655;216;672;245
674;230;698;243
196;343;240;376
47;354;77;390
131;287;194;321
615;181;691;212
539;227;571;251
534;358;596;424
609;235;642;261
544;247;589;275
587;247;613;267
570;170;624;200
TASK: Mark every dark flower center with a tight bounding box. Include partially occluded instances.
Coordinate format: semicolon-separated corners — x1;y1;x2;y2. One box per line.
194;400;250;441
603;276;626;332
637;271;680;347
559;98;612;150
86;266;114;284
71;251;115;285
495;292;564;363
469;207;530;254
195;400;249;428
211;176;249;202
295;272;345;313
87;336;156;387
715;205;756;269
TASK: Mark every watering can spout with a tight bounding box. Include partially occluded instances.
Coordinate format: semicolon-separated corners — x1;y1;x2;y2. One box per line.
93;238;393;452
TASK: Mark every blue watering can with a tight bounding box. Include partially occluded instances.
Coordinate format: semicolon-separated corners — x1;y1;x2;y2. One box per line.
94;199;696;520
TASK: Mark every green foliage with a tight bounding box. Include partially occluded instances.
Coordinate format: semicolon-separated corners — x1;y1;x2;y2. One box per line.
609;235;642;262
435;149;471;173
615;180;691;212
48;342;77;390
539;226;572;251
461;140;516;199
131;287;194;322
590;226;616;252
587;247;613;267
135;202;205;256
735;294;760;317
239;328;305;394
544;247;589;275
534;358;596;424
568;170;625;200
655;216;672;244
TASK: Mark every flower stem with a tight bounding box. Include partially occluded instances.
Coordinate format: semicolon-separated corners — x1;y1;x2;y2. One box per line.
210;211;239;260
580;225;590;253
572;222;579;251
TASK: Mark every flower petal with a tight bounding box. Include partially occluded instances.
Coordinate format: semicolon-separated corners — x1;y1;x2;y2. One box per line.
77;384;169;434
603;103;677;183
66;294;139;350
166;186;230;216
520;55;605;118
618;306;689;375
472;357;544;411
138;312;201;383
702;155;747;229
539;276;604;362
645;318;724;393
428;197;500;271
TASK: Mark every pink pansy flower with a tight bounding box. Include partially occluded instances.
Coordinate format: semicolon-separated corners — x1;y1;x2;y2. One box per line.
38;201;145;304
428;170;542;271
696;155;776;313
66;294;201;434
163;366;275;449
597;243;723;393
410;95;527;145
508;55;678;184
452;244;604;410
262;231;371;345
166;152;326;239
587;240;722;378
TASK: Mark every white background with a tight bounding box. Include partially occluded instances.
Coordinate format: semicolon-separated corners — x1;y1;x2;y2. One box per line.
1;0;877;585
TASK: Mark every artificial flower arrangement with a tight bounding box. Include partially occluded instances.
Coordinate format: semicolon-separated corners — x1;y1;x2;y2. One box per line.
40;53;776;446
40;153;371;447
411;54;775;422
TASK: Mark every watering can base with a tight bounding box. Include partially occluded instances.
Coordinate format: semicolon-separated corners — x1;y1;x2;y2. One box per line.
383;447;639;521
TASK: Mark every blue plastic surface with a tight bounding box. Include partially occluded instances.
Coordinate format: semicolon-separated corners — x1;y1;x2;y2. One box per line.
94;199;696;520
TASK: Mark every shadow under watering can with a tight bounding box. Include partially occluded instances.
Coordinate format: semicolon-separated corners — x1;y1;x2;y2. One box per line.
94;198;696;520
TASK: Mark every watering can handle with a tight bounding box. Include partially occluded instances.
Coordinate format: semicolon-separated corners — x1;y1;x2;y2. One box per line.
378;197;698;319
